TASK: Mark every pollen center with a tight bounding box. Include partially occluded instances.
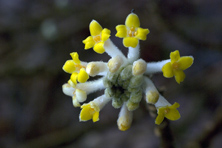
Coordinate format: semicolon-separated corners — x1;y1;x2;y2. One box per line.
103;64;144;111
128;27;137;37
93;35;101;43
172;62;180;70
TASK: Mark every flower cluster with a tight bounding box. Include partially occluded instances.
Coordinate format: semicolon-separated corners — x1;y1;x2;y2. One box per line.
62;12;194;131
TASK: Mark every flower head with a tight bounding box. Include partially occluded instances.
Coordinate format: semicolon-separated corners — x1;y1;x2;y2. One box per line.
79;95;111;122
83;20;111;54
155;102;181;125
62;52;89;85
116;13;150;48
62;12;194;131
162;50;194;84
80;103;100;122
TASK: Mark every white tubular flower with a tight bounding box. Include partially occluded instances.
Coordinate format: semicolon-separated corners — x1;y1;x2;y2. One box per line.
72;96;81;107
108;55;124;73
132;59;147;76
117;103;133;131
76;78;104;95
62;83;87;107
62;83;75;97
144;77;159;104
75;89;87;102
127;45;140;62
62;12;193;131
104;39;127;61
145;59;170;74
86;61;108;77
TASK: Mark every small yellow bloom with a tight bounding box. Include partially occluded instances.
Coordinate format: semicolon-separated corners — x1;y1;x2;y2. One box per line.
63;52;89;85
162;50;194;84
116;13;150;48
70;68;89;85
63;52;85;74
83;20;111;54
79;103;100;122
155;102;181;125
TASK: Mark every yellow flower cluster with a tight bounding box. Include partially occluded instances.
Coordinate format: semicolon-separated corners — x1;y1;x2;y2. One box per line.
62;12;194;130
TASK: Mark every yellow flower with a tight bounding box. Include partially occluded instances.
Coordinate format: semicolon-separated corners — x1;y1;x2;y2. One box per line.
162;50;194;84
79;103;100;122
115;13;150;48
63;52;89;85
70;68;89;85
63;52;83;73
83;20;111;54
155;102;181;125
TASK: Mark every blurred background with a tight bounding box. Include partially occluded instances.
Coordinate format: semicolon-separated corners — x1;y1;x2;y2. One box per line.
0;0;222;147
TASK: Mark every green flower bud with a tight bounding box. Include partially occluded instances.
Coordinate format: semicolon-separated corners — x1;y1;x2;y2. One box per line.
120;93;129;102
103;77;113;88
112;97;123;108
126;100;139;111
105;87;114;98
129;75;144;88
129;89;142;103
120;65;132;80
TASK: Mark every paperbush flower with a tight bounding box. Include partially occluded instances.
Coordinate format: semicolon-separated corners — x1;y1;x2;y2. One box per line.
62;12;194;131
83;20;111;54
155;95;181;125
116;13;150;48
63;52;89;85
162;50;194;84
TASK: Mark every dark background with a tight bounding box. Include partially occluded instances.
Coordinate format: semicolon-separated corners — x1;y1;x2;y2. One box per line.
0;0;222;148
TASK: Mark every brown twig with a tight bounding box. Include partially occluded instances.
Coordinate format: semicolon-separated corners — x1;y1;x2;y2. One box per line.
186;103;222;148
147;104;175;148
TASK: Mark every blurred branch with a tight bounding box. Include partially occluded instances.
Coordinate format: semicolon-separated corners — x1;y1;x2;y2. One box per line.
147;104;175;148
16;119;116;148
186;102;222;148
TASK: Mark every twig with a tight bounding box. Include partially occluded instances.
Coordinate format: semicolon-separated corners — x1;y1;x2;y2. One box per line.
186;103;222;148
147;104;175;148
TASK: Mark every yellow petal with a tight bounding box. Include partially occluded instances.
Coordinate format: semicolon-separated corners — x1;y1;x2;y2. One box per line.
174;70;185;84
101;28;111;41
165;103;180;121
83;36;95;49
62;60;76;74
155;109;165;125
136;27;150;40
115;25;127;38
70;52;80;64
89;20;103;36
92;111;100;122
178;56;194;70
80;104;93;121
162;62;174;78
77;68;89;83
125;13;140;28
123;37;138;48
70;72;78;85
93;42;105;54
170;50;180;63
170;102;180;109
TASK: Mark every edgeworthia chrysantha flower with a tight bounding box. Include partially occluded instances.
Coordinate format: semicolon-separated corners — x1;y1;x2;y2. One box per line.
62;12;194;131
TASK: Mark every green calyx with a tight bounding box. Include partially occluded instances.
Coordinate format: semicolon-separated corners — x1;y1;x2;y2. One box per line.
103;64;144;111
